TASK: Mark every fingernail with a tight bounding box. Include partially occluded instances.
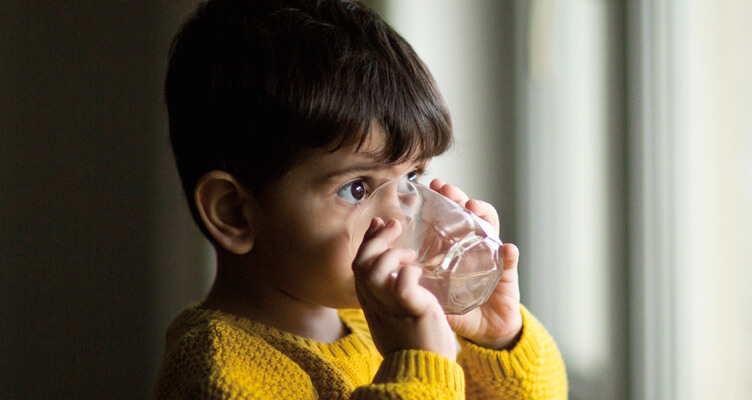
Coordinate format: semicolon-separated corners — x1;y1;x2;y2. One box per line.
367;218;378;233
386;219;396;228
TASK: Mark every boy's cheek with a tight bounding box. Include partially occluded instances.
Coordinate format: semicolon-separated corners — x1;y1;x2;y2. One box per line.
346;219;374;257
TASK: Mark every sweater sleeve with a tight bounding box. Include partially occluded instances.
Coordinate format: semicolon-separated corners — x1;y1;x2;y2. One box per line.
350;350;465;399
457;305;568;399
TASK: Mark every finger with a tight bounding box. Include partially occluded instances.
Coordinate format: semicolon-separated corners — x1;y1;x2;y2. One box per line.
353;218;386;279
366;248;416;291
465;198;494;220
363;217;385;241
362;248;417;308
392;265;436;316
498;243;520;286
501;243;519;271
431;180;470;207
353;219;403;274
429;178;445;192
466;199;500;234
353;219;408;310
441;184;470;206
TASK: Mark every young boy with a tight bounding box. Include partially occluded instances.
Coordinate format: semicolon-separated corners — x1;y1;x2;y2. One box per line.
152;0;567;398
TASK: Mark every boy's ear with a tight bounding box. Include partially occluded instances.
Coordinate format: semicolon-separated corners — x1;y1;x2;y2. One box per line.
194;171;256;255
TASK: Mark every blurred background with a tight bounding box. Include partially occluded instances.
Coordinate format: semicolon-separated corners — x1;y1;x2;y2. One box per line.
1;0;750;399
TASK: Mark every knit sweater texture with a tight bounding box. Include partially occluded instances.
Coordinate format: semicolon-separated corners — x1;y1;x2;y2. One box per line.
152;304;567;399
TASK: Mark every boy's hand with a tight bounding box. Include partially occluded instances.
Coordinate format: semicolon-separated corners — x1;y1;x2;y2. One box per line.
430;179;523;350
353;218;458;361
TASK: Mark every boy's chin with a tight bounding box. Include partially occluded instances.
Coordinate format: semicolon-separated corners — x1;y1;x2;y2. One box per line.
331;292;361;310
337;302;362;310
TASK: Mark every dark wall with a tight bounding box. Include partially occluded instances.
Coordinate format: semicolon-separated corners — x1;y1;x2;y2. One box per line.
1;1;209;398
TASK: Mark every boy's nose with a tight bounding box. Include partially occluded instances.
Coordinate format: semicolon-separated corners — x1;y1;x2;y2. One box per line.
368;179;420;227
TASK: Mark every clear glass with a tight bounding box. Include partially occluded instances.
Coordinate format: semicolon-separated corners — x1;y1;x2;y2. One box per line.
353;178;504;314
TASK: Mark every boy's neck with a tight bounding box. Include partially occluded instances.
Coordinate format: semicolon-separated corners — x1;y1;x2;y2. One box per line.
203;257;349;343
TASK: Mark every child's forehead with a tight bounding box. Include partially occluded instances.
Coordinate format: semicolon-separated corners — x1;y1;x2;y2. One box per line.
320;127;427;167
312;144;427;175
275;127;433;189
278;141;428;190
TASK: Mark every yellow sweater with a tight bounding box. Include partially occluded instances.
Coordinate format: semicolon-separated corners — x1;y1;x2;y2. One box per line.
152;304;567;399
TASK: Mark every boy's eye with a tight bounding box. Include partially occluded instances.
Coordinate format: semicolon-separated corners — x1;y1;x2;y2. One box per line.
336;179;368;204
405;169;422;182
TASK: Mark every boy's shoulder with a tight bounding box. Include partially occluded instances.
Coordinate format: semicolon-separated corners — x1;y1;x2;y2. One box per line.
163;305;373;353
163;303;274;355
153;304;318;399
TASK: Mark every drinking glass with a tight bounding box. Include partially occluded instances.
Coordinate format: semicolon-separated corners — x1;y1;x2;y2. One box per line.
354;178;504;314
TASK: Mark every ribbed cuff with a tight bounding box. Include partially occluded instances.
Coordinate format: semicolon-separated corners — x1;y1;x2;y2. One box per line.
457;304;546;381
374;350;465;393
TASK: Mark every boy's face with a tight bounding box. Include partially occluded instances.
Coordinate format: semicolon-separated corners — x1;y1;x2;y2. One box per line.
248;131;427;310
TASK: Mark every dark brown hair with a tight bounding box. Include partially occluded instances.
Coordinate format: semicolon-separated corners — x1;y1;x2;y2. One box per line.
165;0;452;238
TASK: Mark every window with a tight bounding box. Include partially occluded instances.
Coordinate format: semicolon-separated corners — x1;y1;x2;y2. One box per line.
373;1;752;399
